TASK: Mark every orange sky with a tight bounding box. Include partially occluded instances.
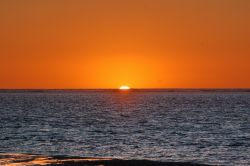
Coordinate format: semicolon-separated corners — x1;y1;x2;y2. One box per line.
0;0;250;89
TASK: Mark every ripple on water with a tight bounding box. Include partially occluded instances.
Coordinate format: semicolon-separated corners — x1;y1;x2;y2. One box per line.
0;91;250;166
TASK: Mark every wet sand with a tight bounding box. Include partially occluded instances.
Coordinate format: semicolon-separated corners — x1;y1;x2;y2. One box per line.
0;153;212;166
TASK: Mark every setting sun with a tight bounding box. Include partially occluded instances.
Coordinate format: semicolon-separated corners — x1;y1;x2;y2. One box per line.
119;86;130;90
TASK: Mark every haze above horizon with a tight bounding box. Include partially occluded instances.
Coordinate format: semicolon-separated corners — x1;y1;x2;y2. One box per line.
0;0;250;89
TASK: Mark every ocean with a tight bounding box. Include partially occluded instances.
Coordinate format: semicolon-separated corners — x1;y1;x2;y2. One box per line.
0;90;249;165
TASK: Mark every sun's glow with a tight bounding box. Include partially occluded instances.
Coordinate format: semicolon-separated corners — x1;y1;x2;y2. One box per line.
119;86;130;90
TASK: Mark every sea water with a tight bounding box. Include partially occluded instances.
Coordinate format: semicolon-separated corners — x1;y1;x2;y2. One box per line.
0;90;249;165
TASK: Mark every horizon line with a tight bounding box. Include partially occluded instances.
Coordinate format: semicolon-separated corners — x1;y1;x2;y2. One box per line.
0;88;250;91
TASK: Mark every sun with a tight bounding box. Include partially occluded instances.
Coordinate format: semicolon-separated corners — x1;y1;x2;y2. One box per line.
119;85;130;90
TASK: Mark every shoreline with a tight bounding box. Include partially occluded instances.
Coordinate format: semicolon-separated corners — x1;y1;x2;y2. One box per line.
0;153;212;166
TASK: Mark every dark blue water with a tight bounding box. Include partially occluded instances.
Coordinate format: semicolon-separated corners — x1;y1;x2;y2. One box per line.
0;90;250;165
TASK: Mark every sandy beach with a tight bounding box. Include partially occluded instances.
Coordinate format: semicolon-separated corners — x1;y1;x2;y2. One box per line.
0;153;212;166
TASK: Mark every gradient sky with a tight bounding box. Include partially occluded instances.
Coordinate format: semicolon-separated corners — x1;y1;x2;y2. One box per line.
0;0;250;89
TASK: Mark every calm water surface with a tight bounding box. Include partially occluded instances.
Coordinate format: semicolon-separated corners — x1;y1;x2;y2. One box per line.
0;91;250;165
